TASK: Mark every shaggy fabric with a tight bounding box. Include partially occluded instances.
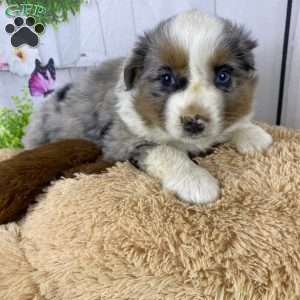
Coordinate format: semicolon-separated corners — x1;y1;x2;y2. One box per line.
0;139;101;223
0;124;300;299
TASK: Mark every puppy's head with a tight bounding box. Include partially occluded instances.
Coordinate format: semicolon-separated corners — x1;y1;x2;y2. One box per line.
121;10;257;146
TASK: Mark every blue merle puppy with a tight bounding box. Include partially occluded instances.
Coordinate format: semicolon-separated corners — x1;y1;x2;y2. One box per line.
23;10;272;204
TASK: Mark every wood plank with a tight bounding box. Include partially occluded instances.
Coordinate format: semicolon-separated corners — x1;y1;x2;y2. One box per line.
0;72;25;108
131;0;161;36
38;25;61;66
54;13;81;67
97;0;136;57
132;0;215;36
79;0;106;66
216;0;287;124
0;6;14;65
187;0;215;15
282;2;300;128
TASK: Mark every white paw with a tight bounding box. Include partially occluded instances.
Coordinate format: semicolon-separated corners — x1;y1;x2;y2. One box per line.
142;145;220;204
232;125;273;154
163;166;220;204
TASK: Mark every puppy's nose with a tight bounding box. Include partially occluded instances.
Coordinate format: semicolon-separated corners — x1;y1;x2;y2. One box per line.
182;115;206;135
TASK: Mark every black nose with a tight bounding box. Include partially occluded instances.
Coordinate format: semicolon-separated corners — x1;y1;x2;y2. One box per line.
182;116;206;134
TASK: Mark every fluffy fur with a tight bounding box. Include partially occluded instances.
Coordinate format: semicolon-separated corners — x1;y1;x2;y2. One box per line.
23;10;272;204
1;124;300;300
0;139;109;224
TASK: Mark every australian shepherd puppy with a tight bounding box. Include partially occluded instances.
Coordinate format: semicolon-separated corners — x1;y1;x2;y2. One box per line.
23;10;272;204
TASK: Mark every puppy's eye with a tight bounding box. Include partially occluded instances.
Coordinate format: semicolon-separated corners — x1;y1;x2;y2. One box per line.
214;66;233;89
217;70;230;83
160;72;176;87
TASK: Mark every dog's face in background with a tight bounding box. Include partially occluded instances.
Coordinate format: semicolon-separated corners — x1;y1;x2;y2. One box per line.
121;10;257;147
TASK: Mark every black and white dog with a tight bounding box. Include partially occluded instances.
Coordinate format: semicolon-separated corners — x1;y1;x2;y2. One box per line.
23;10;272;204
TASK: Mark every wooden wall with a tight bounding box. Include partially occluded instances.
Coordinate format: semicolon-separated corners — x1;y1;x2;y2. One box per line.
0;0;289;125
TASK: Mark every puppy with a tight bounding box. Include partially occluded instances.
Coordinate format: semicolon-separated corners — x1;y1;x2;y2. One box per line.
23;10;272;204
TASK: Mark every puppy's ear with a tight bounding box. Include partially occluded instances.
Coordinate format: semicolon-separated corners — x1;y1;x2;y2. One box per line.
124;35;149;90
238;30;257;72
223;21;258;72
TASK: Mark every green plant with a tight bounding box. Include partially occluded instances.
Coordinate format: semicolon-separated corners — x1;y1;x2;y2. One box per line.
5;0;85;26
0;88;33;148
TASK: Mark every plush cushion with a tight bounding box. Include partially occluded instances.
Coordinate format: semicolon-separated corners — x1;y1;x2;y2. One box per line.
0;124;300;300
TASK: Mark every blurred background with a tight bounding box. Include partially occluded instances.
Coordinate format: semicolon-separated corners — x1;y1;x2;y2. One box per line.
0;0;299;148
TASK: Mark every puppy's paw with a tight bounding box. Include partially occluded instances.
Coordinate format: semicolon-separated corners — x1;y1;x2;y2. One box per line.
164;166;220;204
129;142;157;170
231;124;273;154
131;144;220;204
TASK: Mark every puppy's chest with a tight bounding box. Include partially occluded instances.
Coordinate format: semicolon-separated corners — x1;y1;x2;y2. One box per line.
167;140;208;155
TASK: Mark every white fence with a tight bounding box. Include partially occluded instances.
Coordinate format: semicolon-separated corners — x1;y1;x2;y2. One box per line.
0;0;291;125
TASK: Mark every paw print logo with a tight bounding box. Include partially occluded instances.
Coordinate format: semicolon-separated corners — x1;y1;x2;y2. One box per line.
5;16;44;48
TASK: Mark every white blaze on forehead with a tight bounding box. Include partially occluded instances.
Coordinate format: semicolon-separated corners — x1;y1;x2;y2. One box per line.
169;10;224;79
164;10;225;146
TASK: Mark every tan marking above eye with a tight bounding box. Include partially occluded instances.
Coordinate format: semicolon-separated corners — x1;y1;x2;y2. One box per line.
157;38;188;71
208;47;232;74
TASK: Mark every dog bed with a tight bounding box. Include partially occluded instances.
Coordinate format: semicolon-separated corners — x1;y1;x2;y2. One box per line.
0;124;300;300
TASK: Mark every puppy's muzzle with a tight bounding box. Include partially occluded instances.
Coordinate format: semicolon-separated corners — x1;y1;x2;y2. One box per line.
181;115;206;135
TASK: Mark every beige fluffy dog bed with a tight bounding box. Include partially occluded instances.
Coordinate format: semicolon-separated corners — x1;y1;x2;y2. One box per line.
0;125;300;300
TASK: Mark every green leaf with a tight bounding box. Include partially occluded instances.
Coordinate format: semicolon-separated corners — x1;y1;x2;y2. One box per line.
0;87;33;149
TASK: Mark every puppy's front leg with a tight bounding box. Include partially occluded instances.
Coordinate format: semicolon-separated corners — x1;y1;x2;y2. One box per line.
230;122;272;154
129;144;220;204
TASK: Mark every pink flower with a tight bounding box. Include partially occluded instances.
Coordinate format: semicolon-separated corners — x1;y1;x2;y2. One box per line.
29;70;55;97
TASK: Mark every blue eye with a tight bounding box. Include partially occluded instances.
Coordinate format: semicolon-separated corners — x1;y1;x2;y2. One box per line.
215;66;232;89
218;71;230;82
160;73;175;87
